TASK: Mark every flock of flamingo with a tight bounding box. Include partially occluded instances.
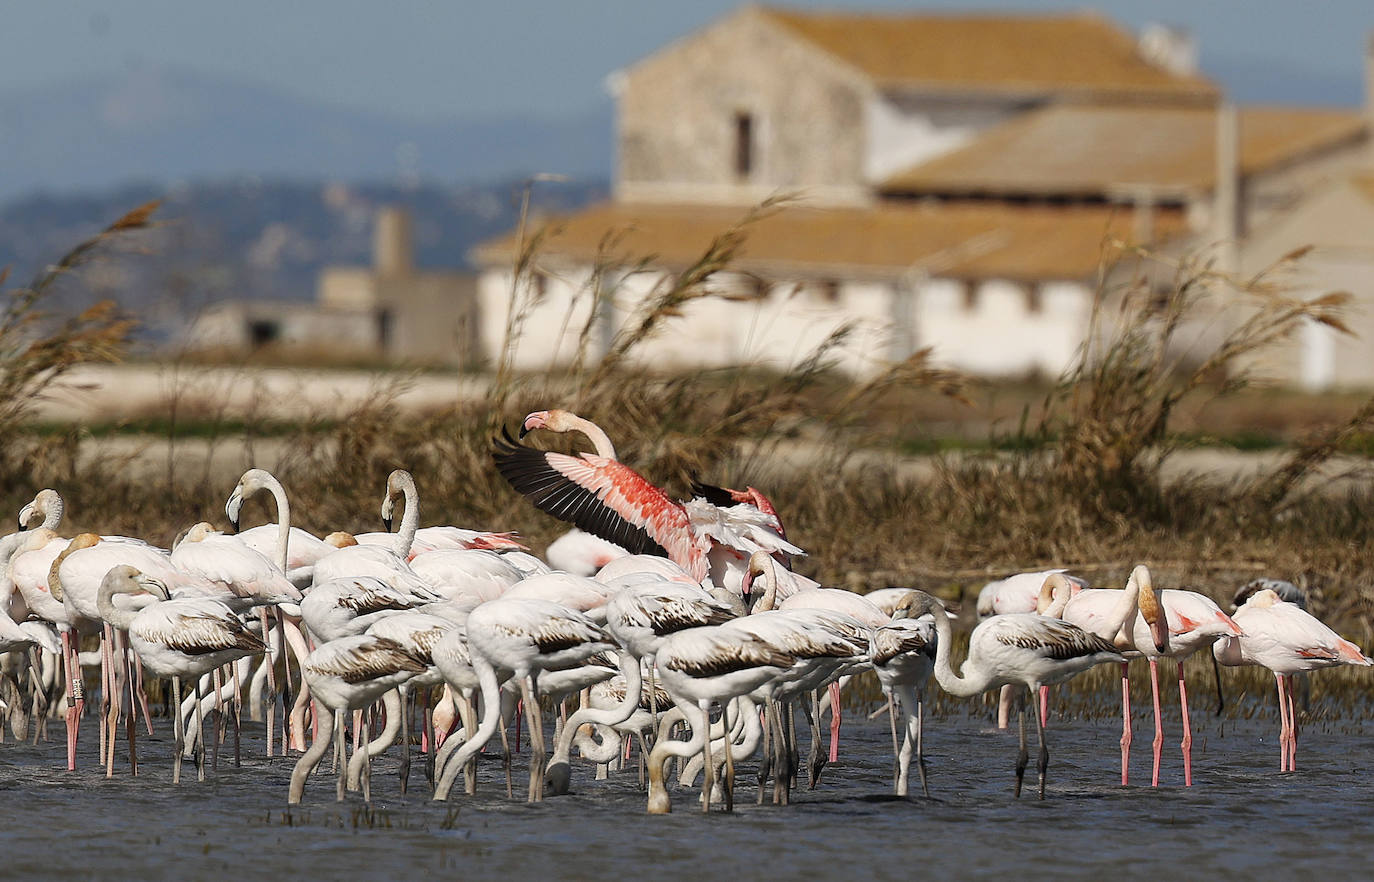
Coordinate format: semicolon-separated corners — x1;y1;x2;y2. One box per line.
0;407;1370;811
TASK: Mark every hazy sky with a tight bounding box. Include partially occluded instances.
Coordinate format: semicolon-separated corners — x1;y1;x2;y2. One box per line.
4;1;1371;120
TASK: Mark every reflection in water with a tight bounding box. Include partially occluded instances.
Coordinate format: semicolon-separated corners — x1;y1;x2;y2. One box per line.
1;709;1370;879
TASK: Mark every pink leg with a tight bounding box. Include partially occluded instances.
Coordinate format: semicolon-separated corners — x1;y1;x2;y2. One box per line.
63;630;79;771
1177;660;1192;787
828;681;842;764
1039;685;1050;729
1273;671;1289;772
514;699;523;753
1283;674;1298;772
1119;661;1132;786
1149;658;1163;787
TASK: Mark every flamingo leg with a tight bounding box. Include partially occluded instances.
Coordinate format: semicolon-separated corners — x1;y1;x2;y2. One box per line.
260;609;276;757
915;690;928;799
756;699;772;804
1120;661;1132;787
288;702;333;805
1210;651;1226;716
193;676;207;782
1149;658;1163;787
896;689;913;798
1273;671;1288;772
334;709;347;801
1038;684;1049;729
1275;672;1293;772
997;684;1012;729
885;688;900;791
827;680;842;764
1177;659;1193;787
722;701;736;812
172;676;184;785
1014;706;1028;799
699;701;713;814
1033;688;1049;800
806;689;824;789
521;679;544;803
398;689;412;796
64;630;82;770
1286;675;1299;772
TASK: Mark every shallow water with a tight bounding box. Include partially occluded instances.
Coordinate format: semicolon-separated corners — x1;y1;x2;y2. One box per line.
1;703;1371;881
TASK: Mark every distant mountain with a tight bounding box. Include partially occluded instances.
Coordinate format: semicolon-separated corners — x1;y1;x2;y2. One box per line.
0;177;608;339
0;66;612;203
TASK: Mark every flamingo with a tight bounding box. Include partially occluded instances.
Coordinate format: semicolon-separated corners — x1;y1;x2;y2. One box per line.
1038;567;1167;786
769;573;886;782
1127;577;1242;787
977;569;1087;729
288;634;427;804
869;603;937;797
646;624;795;813
359;610;454;794
432;597;616;803
1213;588;1371;771
546;528;629;576
494;409;798;586
894;590;1123;799
226;467;314;752
97;565;266;783
355;469;524;558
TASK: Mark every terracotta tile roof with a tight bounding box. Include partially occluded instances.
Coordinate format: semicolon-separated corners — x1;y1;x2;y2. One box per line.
471;200;1186;282
881;105;1367;197
760;7;1217;99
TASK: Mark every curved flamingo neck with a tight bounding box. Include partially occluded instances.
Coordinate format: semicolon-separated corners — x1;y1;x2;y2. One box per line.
39;493;64;531
393;471;420;558
926;607;994;698
750;558;778;613
262;474;292;572
561;413;617;459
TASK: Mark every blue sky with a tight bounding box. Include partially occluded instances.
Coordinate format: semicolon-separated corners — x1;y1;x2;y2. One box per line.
4;1;1370;120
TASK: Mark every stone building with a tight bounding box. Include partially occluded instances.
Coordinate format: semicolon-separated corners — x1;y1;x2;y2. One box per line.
187;207;480;365
473;5;1372;384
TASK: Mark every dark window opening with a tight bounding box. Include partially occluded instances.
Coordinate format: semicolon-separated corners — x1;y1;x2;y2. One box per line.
377;308;393;349
248;320;280;347
734;112;754;179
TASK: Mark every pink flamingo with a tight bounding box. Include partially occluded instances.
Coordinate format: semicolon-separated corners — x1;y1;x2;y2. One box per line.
1213;587;1371;771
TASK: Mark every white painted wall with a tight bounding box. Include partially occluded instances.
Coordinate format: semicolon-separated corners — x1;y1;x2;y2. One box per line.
915;278;1089;377
477;264;1089;379
864;92;1022;183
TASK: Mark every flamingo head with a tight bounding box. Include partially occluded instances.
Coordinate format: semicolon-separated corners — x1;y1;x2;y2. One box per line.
741;550;773;600
325;531;358;548
178;522;217;545
1242;588;1282;609
18;489;61;531
892;590;943;621
381;469;410;531
1131;565;1169;653
226;467;277;532
520;410;553;438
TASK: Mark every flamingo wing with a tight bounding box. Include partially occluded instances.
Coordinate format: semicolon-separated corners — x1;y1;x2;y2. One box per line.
493;429;697;568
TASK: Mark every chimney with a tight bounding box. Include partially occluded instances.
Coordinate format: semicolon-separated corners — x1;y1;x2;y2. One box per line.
1213;102;1241;272
373;206;412;277
1138;23;1198;77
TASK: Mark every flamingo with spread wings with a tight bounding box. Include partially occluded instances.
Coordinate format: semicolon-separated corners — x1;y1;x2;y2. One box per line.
493;409;798;586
